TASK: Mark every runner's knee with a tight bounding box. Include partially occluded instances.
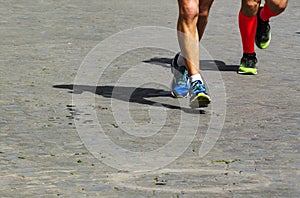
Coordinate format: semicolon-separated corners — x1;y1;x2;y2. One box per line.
241;0;260;16
199;9;209;18
199;0;214;18
179;1;199;22
267;0;288;13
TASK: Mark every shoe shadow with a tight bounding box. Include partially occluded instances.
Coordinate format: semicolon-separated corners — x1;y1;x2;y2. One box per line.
201;60;239;72
143;57;172;68
53;84;206;114
143;57;239;72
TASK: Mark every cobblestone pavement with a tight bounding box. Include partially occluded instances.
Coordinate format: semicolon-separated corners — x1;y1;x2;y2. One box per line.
0;0;299;197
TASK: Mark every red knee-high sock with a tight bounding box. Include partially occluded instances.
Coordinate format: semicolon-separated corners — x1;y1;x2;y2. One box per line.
260;3;279;21
239;11;257;54
239;11;257;53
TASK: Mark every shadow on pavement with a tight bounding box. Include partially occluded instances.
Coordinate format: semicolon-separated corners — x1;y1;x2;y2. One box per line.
143;58;239;72
53;84;206;114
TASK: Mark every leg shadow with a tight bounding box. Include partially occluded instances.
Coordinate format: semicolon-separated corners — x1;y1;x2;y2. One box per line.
53;84;206;114
143;57;239;72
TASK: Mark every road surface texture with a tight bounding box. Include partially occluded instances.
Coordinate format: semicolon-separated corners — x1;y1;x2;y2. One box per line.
0;0;299;197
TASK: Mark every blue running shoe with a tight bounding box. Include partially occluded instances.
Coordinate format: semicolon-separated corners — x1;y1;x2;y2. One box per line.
171;53;190;98
189;80;211;108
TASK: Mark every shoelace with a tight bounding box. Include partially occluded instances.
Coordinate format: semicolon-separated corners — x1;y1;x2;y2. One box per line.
242;54;257;68
192;81;206;93
245;58;256;67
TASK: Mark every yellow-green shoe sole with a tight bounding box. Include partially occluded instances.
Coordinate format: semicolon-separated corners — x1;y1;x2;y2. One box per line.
190;93;211;108
238;66;257;75
255;33;271;49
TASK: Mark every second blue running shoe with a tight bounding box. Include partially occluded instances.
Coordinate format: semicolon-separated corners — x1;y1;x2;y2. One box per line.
171;53;190;98
189;80;211;108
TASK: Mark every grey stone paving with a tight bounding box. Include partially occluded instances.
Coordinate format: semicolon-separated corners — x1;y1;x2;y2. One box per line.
0;0;299;197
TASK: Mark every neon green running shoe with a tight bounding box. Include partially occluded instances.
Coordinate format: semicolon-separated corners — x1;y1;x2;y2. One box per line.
255;6;271;49
238;53;258;75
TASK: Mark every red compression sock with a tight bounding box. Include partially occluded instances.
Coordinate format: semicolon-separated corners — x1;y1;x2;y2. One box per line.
260;3;279;21
239;11;257;54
